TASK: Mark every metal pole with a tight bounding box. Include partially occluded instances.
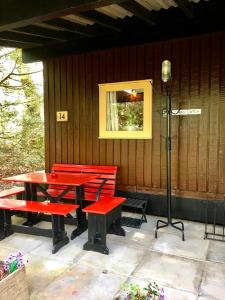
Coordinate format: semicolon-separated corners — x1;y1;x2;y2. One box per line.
166;85;172;224
155;70;185;241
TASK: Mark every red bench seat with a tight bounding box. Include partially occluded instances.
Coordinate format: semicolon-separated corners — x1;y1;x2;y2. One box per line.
0;198;79;254
0;198;78;215
0;187;25;198
83;196;125;215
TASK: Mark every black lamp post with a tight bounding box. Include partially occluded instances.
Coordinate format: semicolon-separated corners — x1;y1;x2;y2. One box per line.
155;60;185;241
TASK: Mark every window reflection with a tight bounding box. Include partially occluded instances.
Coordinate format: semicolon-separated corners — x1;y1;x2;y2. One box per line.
106;89;144;131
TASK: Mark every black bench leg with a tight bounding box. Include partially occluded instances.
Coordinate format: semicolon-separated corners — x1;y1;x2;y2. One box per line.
108;216;125;237
83;214;109;255
52;215;69;254
0;210;13;240
108;206;125;236
71;207;88;240
0;210;5;240
141;202;147;224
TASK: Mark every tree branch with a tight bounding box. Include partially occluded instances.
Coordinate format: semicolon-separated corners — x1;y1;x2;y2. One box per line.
0;99;39;108
0;58;18;85
11;70;42;76
0;49;15;59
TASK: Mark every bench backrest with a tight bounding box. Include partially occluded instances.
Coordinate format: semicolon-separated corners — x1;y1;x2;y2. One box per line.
51;164;118;198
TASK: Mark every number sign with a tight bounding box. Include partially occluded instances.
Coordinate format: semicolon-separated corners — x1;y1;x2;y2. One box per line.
56;111;68;122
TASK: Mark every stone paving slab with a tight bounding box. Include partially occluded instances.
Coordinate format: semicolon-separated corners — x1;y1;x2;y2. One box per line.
0;233;48;254
132;250;204;294
30;235;85;265
206;240;225;264
108;227;155;249
31;263;126;300
152;232;209;260
77;240;147;277
199;261;225;300
27;254;70;298
0;245;21;259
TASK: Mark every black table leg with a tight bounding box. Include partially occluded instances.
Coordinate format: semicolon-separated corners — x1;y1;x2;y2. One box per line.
71;185;88;240
23;183;41;226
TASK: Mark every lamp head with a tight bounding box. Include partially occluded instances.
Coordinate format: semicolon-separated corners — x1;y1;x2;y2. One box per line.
162;60;171;83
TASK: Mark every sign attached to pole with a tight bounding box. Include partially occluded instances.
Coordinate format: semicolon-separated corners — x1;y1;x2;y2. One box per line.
56;111;68;122
172;109;201;116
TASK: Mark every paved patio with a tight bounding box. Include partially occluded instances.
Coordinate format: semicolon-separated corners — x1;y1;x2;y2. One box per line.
0;213;225;300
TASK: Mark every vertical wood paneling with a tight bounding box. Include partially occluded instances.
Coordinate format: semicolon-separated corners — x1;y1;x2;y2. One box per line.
171;40;180;190
79;55;86;164
178;39;190;191
60;58;68;164
43;61;50;171
143;44;153;187
44;32;225;199
151;42;162;188
99;52;107;165
113;48;121;170
54;59;62;163
85;53;93;164
198;36;210;192
208;35;220;194
218;34;225;194
47;60;56;168
92;52;100;165
128;47;136;187
73;56;80;164
136;45;145;189
106;51;114;166
188;38;200;191
67;56;74;164
120;48;129;185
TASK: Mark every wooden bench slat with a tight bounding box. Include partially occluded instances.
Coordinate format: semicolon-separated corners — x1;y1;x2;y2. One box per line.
53;164;117;171
47;182;115;191
38;190;114;201
0;187;25;198
52;167;117;174
51;172;116;179
0;198;78;215
84;183;114;189
84;188;114;196
82;196;125;215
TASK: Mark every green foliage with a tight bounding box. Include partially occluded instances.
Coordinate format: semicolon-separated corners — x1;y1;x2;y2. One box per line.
117;102;143;130
0;48;44;183
117;282;165;300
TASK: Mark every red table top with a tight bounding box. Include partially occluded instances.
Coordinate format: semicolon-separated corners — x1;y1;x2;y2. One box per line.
2;172;98;186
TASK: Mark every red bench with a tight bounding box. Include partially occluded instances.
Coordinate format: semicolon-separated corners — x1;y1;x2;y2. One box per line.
38;164;118;202
0;198;79;253
37;164;125;247
82;196;126;254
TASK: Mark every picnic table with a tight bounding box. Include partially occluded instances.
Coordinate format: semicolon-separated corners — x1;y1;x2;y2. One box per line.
2;171;98;238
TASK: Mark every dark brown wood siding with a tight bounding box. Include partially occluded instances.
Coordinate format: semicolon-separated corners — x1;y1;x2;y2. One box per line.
44;31;225;200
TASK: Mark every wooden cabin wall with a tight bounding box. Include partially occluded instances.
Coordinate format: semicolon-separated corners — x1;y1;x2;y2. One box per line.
43;31;225;200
